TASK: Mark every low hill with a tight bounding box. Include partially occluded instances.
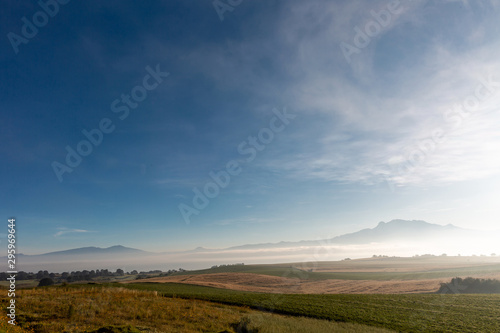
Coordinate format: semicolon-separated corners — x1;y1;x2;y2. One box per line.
31;245;147;256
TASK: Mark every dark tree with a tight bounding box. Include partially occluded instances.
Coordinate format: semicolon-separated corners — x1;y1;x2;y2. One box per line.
38;277;54;287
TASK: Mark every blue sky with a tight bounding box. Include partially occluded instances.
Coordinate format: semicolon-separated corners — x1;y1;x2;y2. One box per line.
1;0;500;254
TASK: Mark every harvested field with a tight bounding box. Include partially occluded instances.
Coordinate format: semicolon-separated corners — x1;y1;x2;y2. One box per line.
128;257;500;294
131;272;445;294
305;256;500;273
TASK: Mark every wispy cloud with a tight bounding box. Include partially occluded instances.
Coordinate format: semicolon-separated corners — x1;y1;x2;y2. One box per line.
138;0;500;190
242;1;500;188
211;217;282;226
54;228;93;237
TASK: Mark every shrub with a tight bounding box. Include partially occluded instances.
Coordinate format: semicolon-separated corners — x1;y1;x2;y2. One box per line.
88;325;141;333
438;277;500;294
38;277;54;287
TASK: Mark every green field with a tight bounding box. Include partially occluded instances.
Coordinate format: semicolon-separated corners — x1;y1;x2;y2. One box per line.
0;284;393;332
0;280;39;289
2;281;500;332
118;282;500;332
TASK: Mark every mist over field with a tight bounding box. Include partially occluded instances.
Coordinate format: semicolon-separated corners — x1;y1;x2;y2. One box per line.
10;220;500;272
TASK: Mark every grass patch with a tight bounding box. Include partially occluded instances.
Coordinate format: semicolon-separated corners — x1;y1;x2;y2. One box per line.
1;285;252;332
121;282;500;332
0;284;394;332
0;280;39;289
235;313;392;332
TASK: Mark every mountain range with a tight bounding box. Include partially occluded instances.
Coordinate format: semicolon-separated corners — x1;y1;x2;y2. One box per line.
16;219;471;256
5;219;496;272
17;245;147;257
224;219;469;250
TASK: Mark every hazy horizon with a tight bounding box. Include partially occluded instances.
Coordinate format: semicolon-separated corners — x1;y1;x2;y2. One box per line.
9;219;500;273
11;218;500;255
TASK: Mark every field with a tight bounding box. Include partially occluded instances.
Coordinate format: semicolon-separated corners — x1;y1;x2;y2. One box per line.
136;272;444;293
2;282;500;332
122;282;500;332
0;284;393;333
2;256;500;332
163;256;500;280
133;256;500;294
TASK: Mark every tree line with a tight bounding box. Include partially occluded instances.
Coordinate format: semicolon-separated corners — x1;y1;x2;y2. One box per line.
438;277;500;294
0;268;173;283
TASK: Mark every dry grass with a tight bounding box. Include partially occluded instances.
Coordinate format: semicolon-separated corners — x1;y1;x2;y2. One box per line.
0;317;27;333
0;285;396;333
0;286;253;332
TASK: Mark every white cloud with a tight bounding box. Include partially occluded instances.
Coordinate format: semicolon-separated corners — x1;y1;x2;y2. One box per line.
257;2;500;188
54;228;92;237
141;0;500;190
211;217;282;226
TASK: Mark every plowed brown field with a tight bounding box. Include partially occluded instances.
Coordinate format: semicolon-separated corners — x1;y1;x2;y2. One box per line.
130;272;445;293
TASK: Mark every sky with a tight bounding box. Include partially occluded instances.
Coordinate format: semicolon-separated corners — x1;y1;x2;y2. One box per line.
1;0;500;255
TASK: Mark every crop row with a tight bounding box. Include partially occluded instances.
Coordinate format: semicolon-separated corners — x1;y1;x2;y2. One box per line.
117;282;500;333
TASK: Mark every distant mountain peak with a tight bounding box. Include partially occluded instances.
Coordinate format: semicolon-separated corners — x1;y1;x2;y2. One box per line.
221;219;465;251
35;245;146;256
331;219;463;244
